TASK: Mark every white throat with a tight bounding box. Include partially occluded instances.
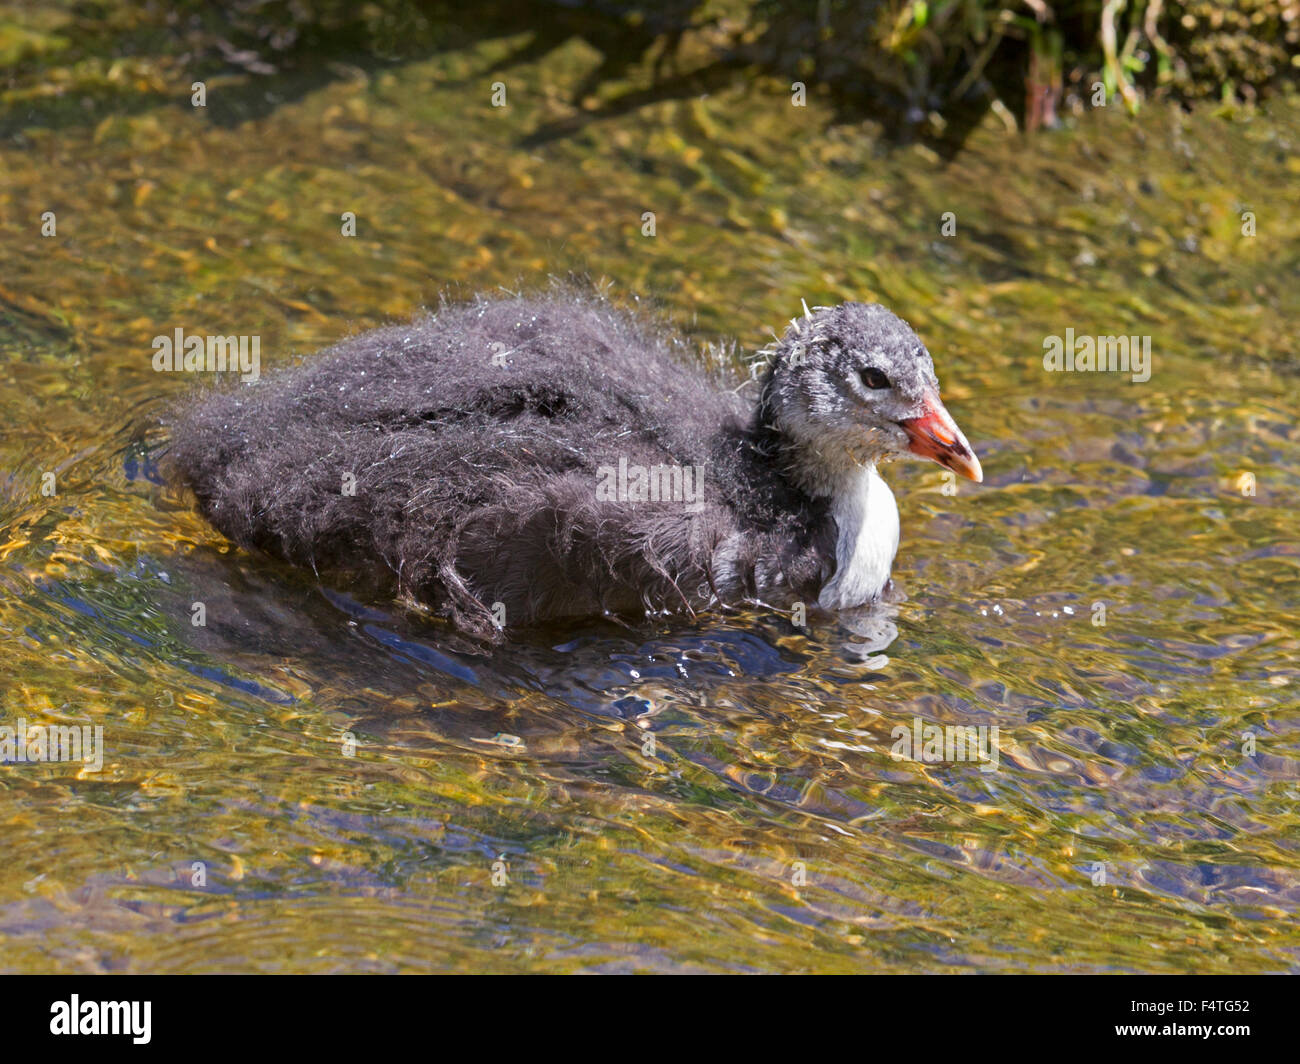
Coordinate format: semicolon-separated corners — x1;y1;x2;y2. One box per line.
817;464;899;610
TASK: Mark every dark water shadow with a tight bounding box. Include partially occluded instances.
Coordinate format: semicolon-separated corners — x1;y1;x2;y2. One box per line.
0;1;1004;158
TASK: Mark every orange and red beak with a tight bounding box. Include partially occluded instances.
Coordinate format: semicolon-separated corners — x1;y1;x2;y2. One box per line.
899;392;982;482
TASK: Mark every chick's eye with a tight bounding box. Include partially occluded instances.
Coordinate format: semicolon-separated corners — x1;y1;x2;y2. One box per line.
860;367;891;390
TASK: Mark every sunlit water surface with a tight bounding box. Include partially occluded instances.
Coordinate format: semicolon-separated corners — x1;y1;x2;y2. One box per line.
1;14;1298;972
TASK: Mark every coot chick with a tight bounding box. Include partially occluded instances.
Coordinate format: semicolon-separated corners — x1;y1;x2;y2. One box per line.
167;292;980;638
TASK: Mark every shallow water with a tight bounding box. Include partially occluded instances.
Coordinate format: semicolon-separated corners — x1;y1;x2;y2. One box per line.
1;9;1298;972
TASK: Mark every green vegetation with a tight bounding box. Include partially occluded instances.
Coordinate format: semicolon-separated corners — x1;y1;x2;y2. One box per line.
3;2;1296;140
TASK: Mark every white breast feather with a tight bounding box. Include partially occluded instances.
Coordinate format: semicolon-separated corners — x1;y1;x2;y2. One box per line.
818;465;899;609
